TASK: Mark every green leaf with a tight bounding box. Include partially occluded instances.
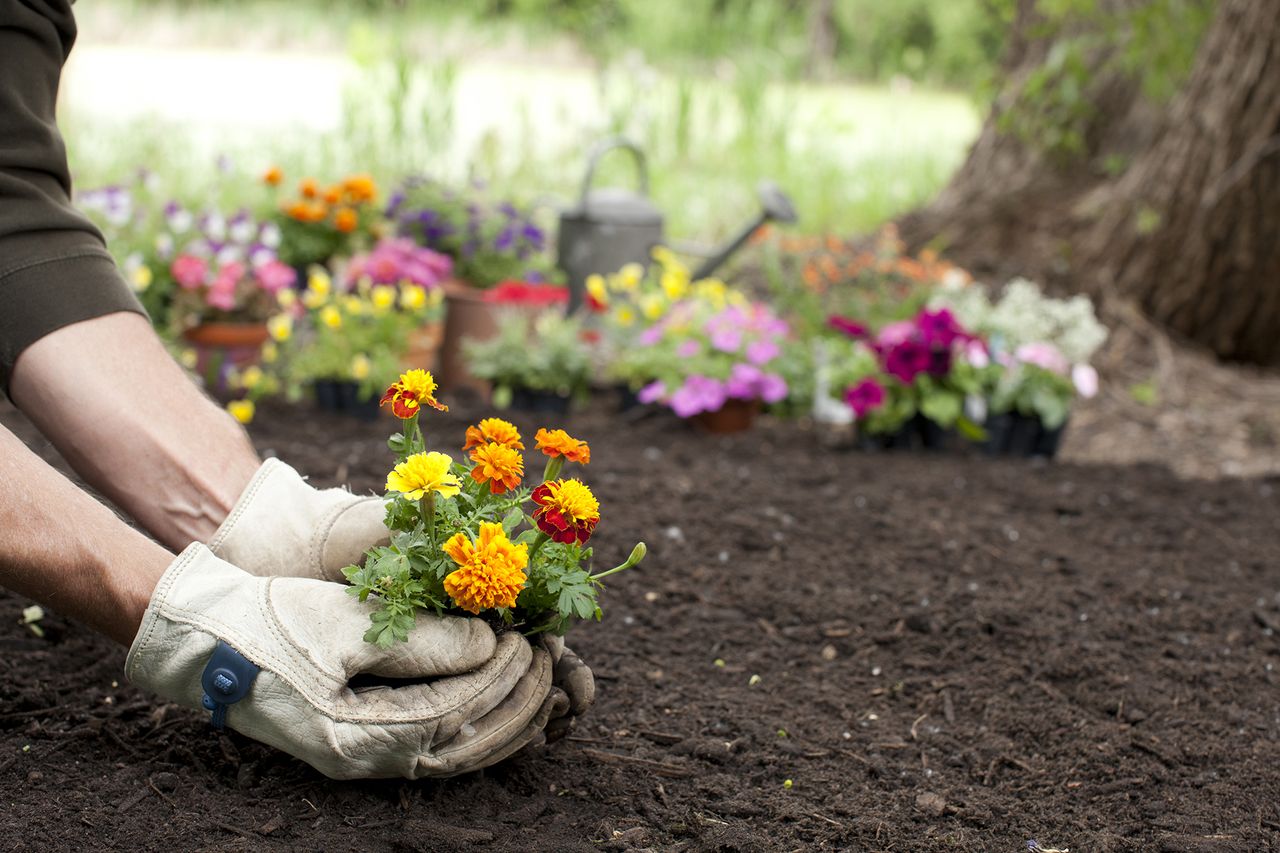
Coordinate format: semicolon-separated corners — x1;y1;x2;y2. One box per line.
501;507;525;535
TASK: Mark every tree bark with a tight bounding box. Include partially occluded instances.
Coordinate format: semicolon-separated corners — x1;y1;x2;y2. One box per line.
900;0;1280;365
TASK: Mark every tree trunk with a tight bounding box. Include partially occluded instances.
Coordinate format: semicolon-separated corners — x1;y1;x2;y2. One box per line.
1079;0;1280;364
901;0;1280;365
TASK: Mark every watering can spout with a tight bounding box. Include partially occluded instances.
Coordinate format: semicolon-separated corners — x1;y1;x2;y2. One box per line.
691;180;797;281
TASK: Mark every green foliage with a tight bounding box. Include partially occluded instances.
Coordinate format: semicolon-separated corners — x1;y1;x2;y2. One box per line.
998;0;1216;158
463;310;593;398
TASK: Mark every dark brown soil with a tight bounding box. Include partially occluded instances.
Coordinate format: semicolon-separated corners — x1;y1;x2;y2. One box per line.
3;397;1280;852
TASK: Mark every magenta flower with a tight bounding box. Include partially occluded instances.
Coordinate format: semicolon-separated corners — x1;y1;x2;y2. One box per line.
345;237;452;289
669;375;728;418
745;339;780;365
638;326;665;346
637;380;667;404
827;315;868;339
844;378;886;418
725;363;764;399
676;339;701;358
254;259;297;294
172;255;208;290
709;327;743;353
917;308;965;348
876;320;915;348
1015;342;1070;375
758;372;788;403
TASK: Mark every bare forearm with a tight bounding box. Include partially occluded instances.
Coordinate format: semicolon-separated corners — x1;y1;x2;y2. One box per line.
0;426;172;645
9;313;260;550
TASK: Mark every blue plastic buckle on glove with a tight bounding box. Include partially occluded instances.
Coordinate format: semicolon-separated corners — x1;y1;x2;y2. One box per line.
200;641;260;730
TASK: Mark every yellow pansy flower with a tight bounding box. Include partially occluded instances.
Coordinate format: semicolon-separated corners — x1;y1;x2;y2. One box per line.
640;294;666;321
267;314;293;342
351;354;371;380
131;265;153;292
400;284;427;311
261;342;279;364
615;306;636;327
320;305;342;329
179;349;198;370
371;285;396;311
276;288;297;309
240;365;264;390
227;399;255;425
660;270;688;300
585;274;609;307
616;263;644;291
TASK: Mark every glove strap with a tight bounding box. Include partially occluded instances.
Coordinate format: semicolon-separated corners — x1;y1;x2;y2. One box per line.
199;641;260;730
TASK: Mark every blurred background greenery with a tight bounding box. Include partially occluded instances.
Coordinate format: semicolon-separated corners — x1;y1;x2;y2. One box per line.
62;0;1003;242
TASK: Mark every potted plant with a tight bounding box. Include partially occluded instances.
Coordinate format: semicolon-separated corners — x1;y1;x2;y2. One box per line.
929;277;1108;457
386;178;560;389
603;255;791;434
463;307;593;414
826;308;992;450
272;270;444;419
268;171;383;273
343;237;454;373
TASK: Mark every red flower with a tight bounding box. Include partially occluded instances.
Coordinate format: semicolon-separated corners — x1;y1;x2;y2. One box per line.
531;480;600;546
484;281;569;307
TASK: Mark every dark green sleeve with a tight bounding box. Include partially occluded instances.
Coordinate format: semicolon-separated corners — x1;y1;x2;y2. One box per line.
0;0;146;396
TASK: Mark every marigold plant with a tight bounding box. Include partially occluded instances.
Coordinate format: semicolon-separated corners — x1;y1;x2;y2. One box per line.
343;370;646;647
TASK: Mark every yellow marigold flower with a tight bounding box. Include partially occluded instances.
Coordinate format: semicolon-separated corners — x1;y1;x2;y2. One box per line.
308;270;332;296
464;417;524;451
267;314;293;342
534;428;590;464
469;441;524;495
385;451;461;500
131;265;153;292
319;305;343;329
531;478;600;545
350;354;371;380
616;263;643;291
585;274;609;307
261;342;279;364
640;294;665;321
651;245;675;264
442;522;528;614
240;365;264;390
227;399;255;425
660;269;688;300
400;284;427;311
179;349;198;370
380;368;447;417
371;285;396;311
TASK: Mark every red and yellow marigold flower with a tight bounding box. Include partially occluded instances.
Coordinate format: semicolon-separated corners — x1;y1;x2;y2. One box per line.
385;451;461;500
534;428;590;465
442;522;528;614
380;368;447;418
531;478;600;545
463;418;524;452
469;442;524;495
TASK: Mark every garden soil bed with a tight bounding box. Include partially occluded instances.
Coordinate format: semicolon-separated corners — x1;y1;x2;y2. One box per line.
3;398;1279;852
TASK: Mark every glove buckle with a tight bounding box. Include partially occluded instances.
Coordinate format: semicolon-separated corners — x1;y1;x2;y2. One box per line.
200;641;260;730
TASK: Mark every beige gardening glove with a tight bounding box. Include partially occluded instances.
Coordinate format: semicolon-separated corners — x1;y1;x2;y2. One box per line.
209;459;597;730
127;543;565;780
208;458;386;583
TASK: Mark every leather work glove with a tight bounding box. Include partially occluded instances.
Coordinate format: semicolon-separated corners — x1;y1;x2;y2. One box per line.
210;459;597;730
127;543;565;780
209;458;386;583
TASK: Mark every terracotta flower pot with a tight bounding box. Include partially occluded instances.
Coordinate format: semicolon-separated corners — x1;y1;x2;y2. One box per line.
694;399;760;434
181;321;270;399
401;319;445;374
438;279;499;393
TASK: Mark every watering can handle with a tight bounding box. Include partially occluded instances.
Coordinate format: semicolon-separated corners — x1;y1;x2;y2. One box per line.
578;137;650;205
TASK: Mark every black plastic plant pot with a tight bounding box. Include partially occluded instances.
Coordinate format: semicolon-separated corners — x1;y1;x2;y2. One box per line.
313;379;341;411
1034;417;1067;459
917;415;956;452
615;384;642;413
982;413;1014;455
313;380;379;421
511;387;572;415
988;412;1068;459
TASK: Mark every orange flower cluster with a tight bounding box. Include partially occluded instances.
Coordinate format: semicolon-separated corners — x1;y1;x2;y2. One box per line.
534;428;590;465
442;522;529;614
761;224;970;294
271;171;378;232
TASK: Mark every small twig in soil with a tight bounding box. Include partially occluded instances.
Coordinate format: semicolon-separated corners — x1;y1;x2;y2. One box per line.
942;690;955;724
578;748;693;779
807;812;844;828
910;713;929;741
0;705;68;722
146;777;178;810
635;730;685;745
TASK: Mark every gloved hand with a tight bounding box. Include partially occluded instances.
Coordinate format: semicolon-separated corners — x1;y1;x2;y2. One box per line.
208;458;385;582
127;543;564;780
209;458;598;732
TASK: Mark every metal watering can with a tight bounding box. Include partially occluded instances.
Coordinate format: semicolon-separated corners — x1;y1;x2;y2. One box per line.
557;137;797;310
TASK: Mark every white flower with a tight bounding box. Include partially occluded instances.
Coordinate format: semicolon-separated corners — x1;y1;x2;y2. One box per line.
1072;363;1099;399
259;222;282;249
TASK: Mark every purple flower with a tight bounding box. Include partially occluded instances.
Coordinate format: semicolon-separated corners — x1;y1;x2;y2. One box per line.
669;375;727;418
882;340;934;383
725;363;764;399
493;226;516;253
876;320;915;348
638;326;665;346
917;308;966;348
637;380;666;404
844;378;886;418
709;327;743;353
745;339;780;365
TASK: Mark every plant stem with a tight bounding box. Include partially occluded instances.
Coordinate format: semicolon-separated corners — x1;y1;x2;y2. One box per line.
421;493;436;548
590;541;647;581
528;531;550;562
542;456;564;483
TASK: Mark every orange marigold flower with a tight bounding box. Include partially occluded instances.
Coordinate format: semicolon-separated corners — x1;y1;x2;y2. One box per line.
322;186;342;205
531;478;600;545
262;165;283;186
534;428;590;465
342;173;377;203
464;418;524;451
333;207;358;233
379;368;447;418
442;522;528;614
299;178;320;199
469;441;524;495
